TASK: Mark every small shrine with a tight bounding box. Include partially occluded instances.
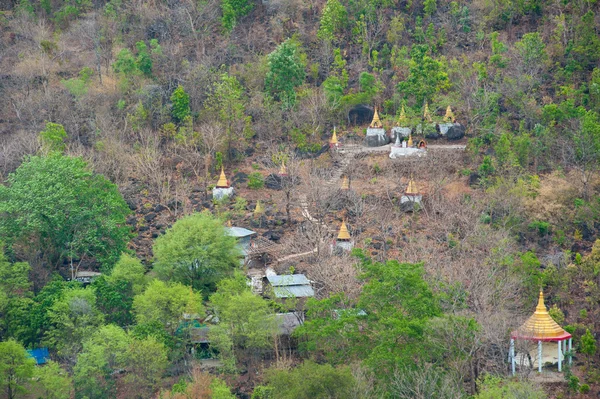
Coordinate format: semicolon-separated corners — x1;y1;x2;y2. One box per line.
254;200;265;216
439;105;457;135
400;178;423;211
340;175;350;190
212;167;234;200
335;220;354;252
329;127;339;149
365;107;389;147
391;106;411;143
389;133;426;159
510;291;573;375
279;161;288;176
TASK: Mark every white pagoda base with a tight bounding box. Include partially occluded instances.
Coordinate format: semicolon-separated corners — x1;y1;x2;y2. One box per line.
213;187;234;200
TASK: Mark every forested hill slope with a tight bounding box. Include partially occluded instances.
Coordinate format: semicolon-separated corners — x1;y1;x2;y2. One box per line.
1;0;600;398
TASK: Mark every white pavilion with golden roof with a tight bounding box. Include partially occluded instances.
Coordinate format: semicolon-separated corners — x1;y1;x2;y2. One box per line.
510;290;572;375
213;167;234;200
335;220;353;252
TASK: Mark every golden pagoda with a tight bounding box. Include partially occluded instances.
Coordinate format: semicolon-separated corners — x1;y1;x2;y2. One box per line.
398;106;407;125
512;291;571;340
423;102;432;123
406;178;419;195
329;127;338;146
254;200;264;216
340;176;350;190
370;107;383;128
279;161;288;176
227;220;233;228
337;220;351;241
407;134;413;147
444;105;456;123
216;167;229;188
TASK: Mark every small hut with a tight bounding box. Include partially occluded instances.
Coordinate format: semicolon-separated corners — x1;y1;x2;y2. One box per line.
213;167;234;200
510;291;573;375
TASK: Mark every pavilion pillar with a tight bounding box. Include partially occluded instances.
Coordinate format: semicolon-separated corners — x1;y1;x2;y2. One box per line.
538;340;542;372
510;339;515;376
569;338;573;366
558;340;562;372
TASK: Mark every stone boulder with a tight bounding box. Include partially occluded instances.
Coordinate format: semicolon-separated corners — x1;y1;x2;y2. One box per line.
391;127;411;142
365;127;389;147
423;124;440;140
446;124;466;140
265;174;283;190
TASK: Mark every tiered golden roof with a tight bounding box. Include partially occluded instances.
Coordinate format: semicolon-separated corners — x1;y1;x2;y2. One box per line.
370;108;383;128
512;291;572;341
444;106;456;123
254;200;264;216
337;220;351;241
423;102;432;123
330;127;338;145
398;106;407;125
407;135;413;147
216;167;229;188
279;161;288;176
340;176;350;190
406;178;419;195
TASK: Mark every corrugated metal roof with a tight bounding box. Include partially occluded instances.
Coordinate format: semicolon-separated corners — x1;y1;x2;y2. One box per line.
226;227;256;238
273;285;314;298
267;274;310;286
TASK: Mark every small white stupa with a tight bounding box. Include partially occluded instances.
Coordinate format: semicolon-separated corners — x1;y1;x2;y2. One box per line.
335;220;354;252
364;107;389;147
212;167;234;200
400;178;423;212
391;106;411;142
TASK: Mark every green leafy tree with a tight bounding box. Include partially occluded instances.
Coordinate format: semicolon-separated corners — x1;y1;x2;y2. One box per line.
317;0;347;42
209;273;277;372
34;361;73;399
133;279;204;336
153;212;240;293
397;44;449;106
91;276;135;327
265;39;306;109
107;253;146;294
322;48;349;107
122;334;168;396
423;0;437;17
581;329;596;366
135;41;152;76
221;0;253;32
204;73;252;158
255;361;355;399
0;244;31;336
39;122;67;153
570;11;600;71
170;85;191;124
515;32;547;73
0;339;35;399
0;154;131;270
44;287;105;364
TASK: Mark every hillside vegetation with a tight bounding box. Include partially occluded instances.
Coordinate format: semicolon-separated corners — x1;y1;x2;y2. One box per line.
0;0;600;398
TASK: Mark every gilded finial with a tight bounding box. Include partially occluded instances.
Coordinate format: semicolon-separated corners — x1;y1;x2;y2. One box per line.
341;176;350;190
444;105;455;123
370;107;383;128
337;220;351;241
216;167;229;188
279;161;288;176
330;126;338;145
407;134;413;147
423;102;432;123
227;220;232;228
406;178;419;195
254;200;264;216
398;106;407;125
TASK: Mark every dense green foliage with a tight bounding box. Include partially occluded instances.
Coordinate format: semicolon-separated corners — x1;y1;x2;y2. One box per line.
0;155;131;270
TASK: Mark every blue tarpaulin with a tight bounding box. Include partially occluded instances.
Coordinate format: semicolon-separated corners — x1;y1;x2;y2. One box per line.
27;348;49;365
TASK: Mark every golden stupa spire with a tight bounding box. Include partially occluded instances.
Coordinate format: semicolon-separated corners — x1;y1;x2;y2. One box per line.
216;167;229;188
337;220;351;241
226;220;233;228
330;126;338;145
406;177;419;195
423;102;432;123
370;107;383;128
340;175;350;190
444;105;456;123
279;161;288;176
398;106;407;125
407;134;413;147
254;200;264;216
512;290;571;340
